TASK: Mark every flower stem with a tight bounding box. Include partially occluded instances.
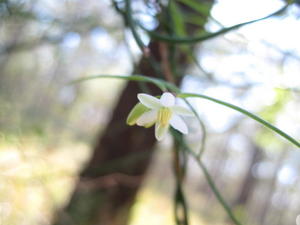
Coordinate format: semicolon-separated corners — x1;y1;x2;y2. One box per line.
171;131;244;225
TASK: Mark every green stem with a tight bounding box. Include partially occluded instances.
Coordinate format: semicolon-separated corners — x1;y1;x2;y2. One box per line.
172;132;244;225
183;100;207;157
140;5;289;44
124;0;146;52
174;184;189;225
70;74;300;149
197;159;243;225
178;93;300;148
69;74;169;92
173;131;190;225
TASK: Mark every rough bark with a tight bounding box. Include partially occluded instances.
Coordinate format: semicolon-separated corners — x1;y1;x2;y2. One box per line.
52;42;163;225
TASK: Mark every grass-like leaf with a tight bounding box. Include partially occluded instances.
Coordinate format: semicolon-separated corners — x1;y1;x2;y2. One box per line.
178;93;300;148
70;74;300;148
140;5;289;44
69;74;178;92
172;130;244;225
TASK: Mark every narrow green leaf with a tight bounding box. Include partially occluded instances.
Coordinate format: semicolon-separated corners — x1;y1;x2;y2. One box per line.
169;0;186;36
183;99;207;156
178;93;300;148
176;0;211;17
70;74;299;149
69;74;175;92
141;5;289;44
171;131;244;225
124;0;146;52
183;14;207;26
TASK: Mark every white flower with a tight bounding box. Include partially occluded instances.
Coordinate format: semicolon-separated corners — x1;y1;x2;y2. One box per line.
135;92;194;141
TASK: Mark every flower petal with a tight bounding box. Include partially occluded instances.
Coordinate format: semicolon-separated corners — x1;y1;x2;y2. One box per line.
170;114;188;134
138;93;162;109
160;92;175;107
126;103;150;126
155;123;169;141
171;105;194;116
144;120;156;128
136;110;157;126
297;215;300;225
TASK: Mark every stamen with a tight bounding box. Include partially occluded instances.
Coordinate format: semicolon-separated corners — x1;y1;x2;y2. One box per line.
158;107;172;126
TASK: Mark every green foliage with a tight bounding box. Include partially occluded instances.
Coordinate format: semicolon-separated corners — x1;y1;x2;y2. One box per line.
73;73;299;225
176;0;212;17
256;90;292;150
73;75;300;149
169;1;186;36
2;0;298;224
260;90;291;123
140;4;289;44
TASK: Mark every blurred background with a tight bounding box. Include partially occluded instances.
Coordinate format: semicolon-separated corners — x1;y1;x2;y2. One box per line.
0;0;300;225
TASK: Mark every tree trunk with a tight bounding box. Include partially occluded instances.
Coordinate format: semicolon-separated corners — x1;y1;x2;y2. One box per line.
257;150;287;225
52;42;163;225
233;142;262;207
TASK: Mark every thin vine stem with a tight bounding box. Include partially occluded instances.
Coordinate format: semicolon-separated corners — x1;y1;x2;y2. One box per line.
71;74;300;149
178;93;300;148
172;131;244;225
69;74;169;92
140;4;289;44
183;100;207;157
173;136;190;225
124;0;147;53
196;159;243;225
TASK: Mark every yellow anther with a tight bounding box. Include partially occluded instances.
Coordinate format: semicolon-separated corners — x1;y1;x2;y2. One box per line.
158;107;172;126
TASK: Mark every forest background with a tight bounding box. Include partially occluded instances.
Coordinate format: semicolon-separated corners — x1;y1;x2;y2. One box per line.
0;0;300;225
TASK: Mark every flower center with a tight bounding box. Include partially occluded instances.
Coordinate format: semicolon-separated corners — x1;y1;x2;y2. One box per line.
158;107;172;126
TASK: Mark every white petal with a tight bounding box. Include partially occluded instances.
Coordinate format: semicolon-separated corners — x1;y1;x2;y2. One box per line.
170;114;188;134
160;92;175;107
136;110;157;126
155;123;169;141
171;106;194;116
296;215;300;225
137;93;162;109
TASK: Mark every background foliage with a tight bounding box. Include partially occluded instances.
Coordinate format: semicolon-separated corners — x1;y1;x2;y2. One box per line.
0;0;299;225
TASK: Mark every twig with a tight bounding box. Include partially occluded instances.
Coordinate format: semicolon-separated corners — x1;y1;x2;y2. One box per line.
159;42;176;84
